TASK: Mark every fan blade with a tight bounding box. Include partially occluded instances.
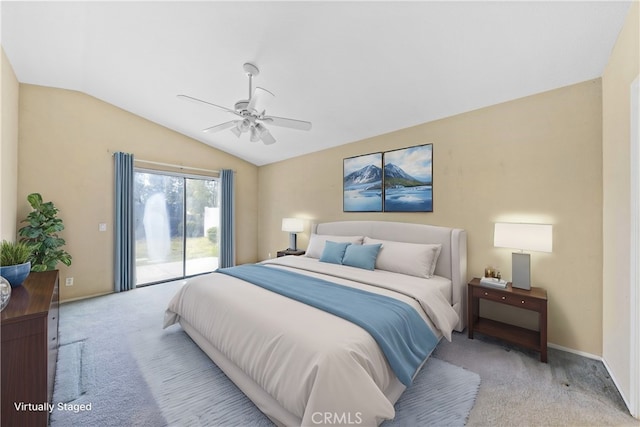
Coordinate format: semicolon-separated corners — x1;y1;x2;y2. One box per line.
177;94;242;117
247;87;274;115
260;128;276;145
262;115;312;131
202;120;238;133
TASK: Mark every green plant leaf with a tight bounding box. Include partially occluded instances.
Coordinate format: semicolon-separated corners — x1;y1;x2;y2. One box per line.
0;240;33;265
27;193;43;209
18;194;72;271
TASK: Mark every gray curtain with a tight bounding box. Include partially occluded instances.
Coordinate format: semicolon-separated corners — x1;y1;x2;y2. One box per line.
114;152;136;291
219;169;235;268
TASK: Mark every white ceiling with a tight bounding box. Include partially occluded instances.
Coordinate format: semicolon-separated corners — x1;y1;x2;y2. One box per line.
1;1;631;166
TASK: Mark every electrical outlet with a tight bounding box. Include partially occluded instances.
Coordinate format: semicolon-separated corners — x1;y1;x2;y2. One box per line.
65;277;74;286
268;252;272;259
99;223;107;232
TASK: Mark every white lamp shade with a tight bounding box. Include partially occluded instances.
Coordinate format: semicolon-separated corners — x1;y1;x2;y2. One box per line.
494;223;553;253
282;218;304;233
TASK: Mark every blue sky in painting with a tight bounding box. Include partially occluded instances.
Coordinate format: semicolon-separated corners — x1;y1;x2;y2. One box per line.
344;152;382;176
384;145;432;182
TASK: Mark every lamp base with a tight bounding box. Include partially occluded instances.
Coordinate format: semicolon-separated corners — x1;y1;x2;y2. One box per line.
512;252;531;290
288;233;298;251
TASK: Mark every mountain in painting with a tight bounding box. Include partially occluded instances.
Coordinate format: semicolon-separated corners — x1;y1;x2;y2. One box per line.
384;163;428;188
344;164;382;187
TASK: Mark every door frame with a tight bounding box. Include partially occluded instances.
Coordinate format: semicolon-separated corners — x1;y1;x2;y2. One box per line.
630;75;639;418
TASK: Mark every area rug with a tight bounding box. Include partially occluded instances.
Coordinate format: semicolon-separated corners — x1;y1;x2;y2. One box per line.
50;280;480;426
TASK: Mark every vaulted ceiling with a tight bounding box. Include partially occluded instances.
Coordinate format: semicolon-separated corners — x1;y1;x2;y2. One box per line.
1;1;631;166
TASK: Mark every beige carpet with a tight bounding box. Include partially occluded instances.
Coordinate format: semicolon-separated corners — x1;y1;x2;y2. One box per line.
53;278;639;426
433;332;639;426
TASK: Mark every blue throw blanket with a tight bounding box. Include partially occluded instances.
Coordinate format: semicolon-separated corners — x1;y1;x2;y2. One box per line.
217;264;438;386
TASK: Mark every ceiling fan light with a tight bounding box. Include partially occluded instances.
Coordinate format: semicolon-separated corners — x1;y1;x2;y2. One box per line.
230;126;241;137
260;128;276;145
249;125;260;142
238;118;251;132
255;122;267;135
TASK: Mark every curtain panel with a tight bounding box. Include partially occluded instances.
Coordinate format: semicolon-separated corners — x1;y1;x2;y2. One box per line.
114;152;136;292
219;169;235;268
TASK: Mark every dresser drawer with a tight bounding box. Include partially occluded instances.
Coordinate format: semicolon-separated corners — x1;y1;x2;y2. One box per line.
1;270;59;427
472;286;545;310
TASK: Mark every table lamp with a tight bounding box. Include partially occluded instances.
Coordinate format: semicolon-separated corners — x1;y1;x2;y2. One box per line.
493;222;552;290
282;218;304;250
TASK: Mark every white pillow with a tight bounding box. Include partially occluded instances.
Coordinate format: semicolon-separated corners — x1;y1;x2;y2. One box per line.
363;237;442;278
305;234;364;259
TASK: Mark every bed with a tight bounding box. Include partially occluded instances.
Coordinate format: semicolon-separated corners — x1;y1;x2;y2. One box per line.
164;221;467;426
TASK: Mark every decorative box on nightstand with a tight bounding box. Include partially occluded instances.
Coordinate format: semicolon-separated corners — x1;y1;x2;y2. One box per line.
277;249;305;257
467;277;548;362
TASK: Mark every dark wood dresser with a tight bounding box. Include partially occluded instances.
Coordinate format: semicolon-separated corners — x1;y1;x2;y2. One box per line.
1;270;59;426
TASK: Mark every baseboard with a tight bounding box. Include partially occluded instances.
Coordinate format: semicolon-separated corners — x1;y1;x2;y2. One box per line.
601;357;634;417
547;342;601;360
61;291;112;304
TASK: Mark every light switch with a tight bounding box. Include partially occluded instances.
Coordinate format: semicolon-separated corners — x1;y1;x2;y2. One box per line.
99;223;107;232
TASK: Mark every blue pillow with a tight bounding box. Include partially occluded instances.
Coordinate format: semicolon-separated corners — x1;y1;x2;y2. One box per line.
319;241;351;265
342;243;382;270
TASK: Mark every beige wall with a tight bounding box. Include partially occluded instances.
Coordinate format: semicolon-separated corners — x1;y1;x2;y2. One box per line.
602;0;639;411
259;79;603;355
1;47;19;241
18;84;259;301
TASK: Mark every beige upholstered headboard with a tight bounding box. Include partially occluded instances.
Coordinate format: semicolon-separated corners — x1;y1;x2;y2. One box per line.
313;221;468;331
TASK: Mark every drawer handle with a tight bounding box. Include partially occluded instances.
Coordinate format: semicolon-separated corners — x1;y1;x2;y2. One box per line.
501;296;506;300
521;300;526;304
484;292;489;296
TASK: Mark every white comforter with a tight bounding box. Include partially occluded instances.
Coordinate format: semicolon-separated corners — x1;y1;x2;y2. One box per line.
164;256;459;426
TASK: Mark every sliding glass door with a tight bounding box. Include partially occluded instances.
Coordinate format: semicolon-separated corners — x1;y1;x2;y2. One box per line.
185;178;219;276
134;170;219;285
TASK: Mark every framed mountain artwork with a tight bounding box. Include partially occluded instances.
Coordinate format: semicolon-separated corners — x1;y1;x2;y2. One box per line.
383;143;433;212
343;152;383;212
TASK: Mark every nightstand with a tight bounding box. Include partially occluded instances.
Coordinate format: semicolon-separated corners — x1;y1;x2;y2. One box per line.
277;249;305;257
467;277;548;362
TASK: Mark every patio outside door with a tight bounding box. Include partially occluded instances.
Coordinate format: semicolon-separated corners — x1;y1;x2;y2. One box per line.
133;170;219;285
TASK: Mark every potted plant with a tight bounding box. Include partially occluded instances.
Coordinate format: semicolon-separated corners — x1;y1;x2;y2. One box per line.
0;240;33;287
18;193;72;272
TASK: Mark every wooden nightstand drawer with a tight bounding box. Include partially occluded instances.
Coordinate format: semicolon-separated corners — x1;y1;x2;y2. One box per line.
507;295;544;310
472;287;544;310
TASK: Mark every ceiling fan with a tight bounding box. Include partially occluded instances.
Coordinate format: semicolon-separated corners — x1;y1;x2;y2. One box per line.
178;63;312;145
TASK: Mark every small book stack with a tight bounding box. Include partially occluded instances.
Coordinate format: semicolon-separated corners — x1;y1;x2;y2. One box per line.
480;277;508;289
